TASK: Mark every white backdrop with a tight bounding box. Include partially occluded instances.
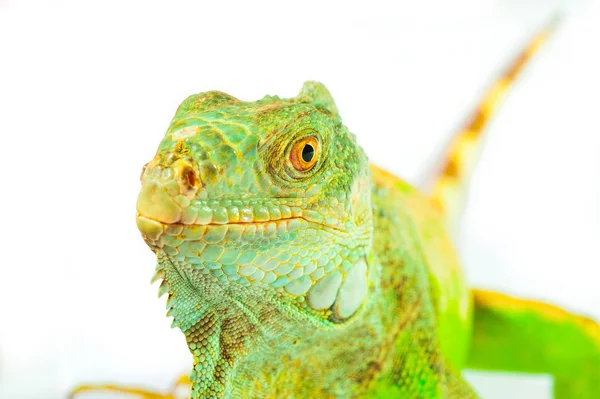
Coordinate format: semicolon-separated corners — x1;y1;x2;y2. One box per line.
0;1;599;398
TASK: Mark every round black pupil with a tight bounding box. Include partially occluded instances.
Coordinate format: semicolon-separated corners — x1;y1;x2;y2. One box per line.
301;144;315;163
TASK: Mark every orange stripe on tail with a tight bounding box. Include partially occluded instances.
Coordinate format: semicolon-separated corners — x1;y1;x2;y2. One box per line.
429;16;560;235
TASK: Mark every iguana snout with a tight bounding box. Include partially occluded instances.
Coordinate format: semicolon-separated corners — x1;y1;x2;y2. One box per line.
137;156;201;224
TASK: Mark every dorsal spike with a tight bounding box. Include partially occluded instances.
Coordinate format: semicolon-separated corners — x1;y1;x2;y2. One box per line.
296;81;340;118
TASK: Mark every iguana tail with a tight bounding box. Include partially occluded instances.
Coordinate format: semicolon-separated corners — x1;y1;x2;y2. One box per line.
428;16;559;235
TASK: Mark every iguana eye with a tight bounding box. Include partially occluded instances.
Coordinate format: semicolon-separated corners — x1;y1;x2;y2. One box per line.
290;136;319;172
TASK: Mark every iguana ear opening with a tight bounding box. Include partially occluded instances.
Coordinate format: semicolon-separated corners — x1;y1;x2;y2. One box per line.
297;81;340;119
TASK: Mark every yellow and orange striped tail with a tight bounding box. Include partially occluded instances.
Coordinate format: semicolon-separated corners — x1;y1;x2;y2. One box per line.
429;16;560;236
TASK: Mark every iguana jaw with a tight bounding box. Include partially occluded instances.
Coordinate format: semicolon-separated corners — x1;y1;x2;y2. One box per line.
136;213;307;246
135;183;344;249
136;146;371;317
136;163;347;238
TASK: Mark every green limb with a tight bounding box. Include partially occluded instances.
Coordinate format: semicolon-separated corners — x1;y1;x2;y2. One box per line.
364;304;478;399
366;358;478;399
467;289;600;398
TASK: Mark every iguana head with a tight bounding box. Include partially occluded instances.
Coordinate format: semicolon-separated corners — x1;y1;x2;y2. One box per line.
136;81;372;330
136;82;374;396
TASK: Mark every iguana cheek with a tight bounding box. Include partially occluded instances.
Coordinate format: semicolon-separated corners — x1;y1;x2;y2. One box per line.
332;258;368;319
305;258;368;320
283;275;313;296
306;270;343;310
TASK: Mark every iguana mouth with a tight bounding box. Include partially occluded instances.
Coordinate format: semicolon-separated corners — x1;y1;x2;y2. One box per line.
139;215;303;227
136;213;308;242
136;177;346;244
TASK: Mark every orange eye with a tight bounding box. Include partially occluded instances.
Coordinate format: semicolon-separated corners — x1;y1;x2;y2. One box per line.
290;136;319;172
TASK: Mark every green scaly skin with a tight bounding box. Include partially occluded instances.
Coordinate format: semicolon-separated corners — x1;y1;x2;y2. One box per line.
135;82;599;398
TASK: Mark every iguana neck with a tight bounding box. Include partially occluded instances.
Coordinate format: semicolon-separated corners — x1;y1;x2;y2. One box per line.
159;248;382;398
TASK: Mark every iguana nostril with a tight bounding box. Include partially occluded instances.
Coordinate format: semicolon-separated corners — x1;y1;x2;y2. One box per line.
175;160;201;197
183;167;196;187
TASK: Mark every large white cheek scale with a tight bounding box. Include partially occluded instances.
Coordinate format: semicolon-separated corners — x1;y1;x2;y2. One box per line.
333;258;368;319
306;270;342;310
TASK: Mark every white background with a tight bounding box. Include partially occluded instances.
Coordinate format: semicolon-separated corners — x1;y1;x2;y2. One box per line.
0;1;599;398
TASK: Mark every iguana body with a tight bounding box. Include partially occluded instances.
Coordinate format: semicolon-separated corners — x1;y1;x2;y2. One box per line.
72;20;599;399
132;83;476;399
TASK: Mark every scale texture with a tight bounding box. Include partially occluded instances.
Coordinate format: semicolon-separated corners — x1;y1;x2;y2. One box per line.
130;81;598;398
71;20;599;399
134;82;475;398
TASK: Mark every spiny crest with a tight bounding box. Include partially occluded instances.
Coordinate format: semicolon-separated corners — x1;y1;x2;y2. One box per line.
296;81;340;119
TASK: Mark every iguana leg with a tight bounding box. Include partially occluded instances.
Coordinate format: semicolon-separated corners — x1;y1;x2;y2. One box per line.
444;365;479;398
69;374;190;399
467;289;600;398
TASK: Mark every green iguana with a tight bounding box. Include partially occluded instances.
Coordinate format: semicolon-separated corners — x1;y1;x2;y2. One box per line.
72;19;600;399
